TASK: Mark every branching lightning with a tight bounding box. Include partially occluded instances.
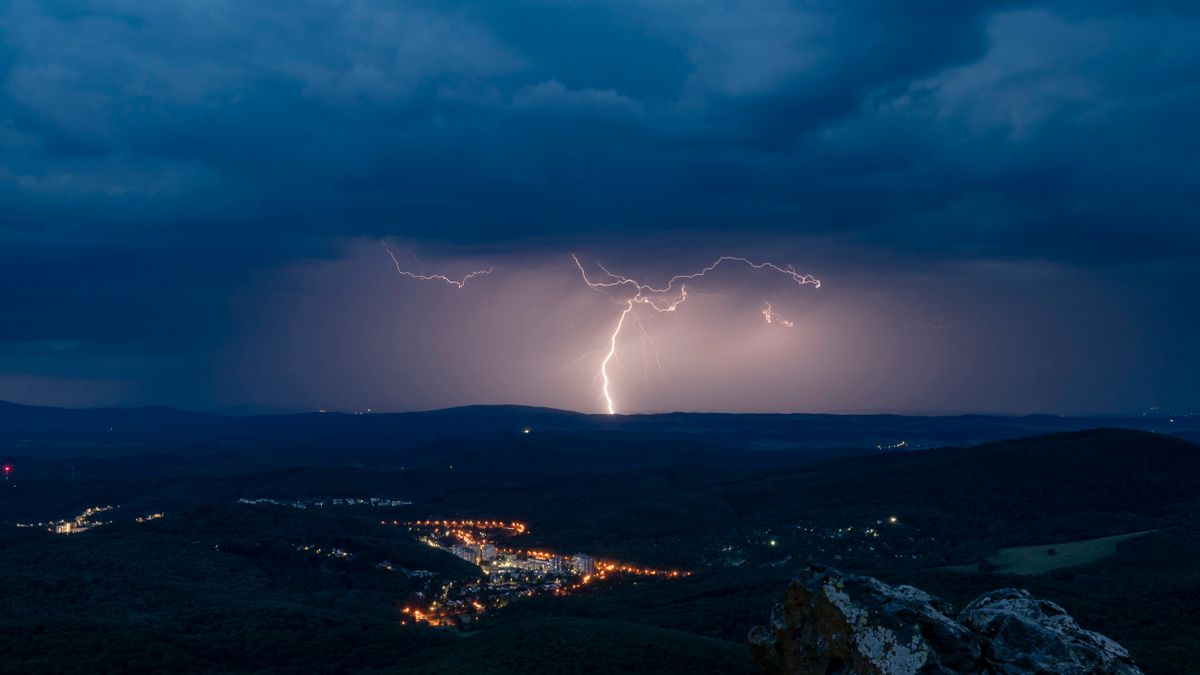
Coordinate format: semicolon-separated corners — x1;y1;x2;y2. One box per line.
573;255;820;414
377;243;817;414
383;241;493;288
762;302;794;328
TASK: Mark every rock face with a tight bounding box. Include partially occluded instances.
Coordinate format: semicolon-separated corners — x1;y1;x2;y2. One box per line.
959;589;1140;675
749;564;1142;675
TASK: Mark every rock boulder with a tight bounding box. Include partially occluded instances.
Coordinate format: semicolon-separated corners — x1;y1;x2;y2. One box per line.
749;564;1141;674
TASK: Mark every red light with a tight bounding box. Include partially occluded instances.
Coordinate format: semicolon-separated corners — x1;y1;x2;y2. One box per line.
2;465;10;473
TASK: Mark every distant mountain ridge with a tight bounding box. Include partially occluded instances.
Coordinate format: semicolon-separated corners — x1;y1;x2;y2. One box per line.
727;428;1200;533
0;399;1196;449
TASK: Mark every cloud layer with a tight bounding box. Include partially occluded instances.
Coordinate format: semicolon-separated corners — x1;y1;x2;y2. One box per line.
1;1;1197;412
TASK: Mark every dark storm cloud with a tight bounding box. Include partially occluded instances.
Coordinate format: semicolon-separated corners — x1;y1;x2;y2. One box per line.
4;0;1196;251
1;0;1197;409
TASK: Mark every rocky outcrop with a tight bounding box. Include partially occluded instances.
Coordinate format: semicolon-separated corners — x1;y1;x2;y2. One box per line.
749;564;1141;675
959;589;1140;674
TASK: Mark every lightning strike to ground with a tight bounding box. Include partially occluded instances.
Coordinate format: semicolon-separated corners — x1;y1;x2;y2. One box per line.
573;255;820;415
383;241;493;288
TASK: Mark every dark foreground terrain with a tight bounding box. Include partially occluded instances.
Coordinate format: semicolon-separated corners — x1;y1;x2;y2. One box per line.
1;404;1198;674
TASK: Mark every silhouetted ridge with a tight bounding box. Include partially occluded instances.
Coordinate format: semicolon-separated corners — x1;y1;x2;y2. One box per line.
0;400;1195;448
727;429;1200;544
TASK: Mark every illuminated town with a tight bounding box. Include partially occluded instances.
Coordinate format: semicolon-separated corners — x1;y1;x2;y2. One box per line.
392;519;688;626
15;505;117;535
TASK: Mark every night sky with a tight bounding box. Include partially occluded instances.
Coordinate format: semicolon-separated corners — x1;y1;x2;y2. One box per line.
2;1;1197;414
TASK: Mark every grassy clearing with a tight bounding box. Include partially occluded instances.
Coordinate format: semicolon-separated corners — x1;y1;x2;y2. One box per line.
945;530;1156;575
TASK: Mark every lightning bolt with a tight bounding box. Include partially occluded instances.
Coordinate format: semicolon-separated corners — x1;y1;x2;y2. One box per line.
383;241;493;288
762;302;794;328
573;254;820;414
599;301;635;415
